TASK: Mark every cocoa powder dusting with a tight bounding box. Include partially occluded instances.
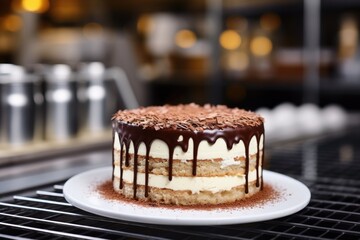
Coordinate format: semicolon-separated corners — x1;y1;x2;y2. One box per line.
97;180;281;211
112;103;263;131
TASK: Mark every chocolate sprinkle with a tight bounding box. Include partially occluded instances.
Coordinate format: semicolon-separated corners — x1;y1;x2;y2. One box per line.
112;103;264;131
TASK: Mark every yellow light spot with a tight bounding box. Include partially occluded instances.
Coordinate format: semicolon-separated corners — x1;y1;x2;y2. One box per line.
340;18;358;47
260;13;281;32
137;15;153;34
83;22;104;38
3;15;22;32
339;17;358;59
175;30;197;49
21;0;49;13
219;30;242;50
227;52;249;71
250;36;273;57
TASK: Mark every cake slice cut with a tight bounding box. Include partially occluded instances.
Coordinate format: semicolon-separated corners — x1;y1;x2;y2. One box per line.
111;104;264;205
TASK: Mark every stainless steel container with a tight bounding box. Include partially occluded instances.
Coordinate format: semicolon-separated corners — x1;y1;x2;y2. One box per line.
78;62;139;135
78;62;108;134
0;64;35;147
44;64;77;141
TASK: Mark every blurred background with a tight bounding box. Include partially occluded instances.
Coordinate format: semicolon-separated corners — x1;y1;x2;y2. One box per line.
0;0;359;157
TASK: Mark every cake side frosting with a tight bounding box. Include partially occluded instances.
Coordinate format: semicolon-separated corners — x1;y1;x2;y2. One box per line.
111;104;265;202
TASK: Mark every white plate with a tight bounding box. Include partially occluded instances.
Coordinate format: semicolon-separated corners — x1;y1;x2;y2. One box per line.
63;167;311;225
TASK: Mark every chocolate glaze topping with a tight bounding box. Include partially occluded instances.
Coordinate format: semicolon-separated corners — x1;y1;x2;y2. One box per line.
112;104;265;199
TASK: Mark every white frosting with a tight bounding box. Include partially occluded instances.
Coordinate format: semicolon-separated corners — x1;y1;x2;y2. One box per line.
114;166;261;194
114;131;120;150
113;132;264;161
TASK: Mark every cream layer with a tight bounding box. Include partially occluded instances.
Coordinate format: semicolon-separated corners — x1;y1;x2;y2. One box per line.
113;132;264;162
113;166;262;194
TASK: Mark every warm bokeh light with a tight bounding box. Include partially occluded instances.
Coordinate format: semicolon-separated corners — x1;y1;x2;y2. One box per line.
260;13;281;32
137;15;154;34
250;36;273;57
3;15;22;32
227;52;249;71
219;30;242;50
339;19;358;46
83;22;104;37
175;30;197;49
20;0;49;13
339;17;358;59
340;27;358;47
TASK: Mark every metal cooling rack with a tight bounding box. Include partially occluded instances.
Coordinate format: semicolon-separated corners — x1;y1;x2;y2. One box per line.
1;130;360;239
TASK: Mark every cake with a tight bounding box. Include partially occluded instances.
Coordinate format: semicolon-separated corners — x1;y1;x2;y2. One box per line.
111;103;265;205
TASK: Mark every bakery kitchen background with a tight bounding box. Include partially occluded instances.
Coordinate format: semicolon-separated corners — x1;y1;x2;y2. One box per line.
0;1;360;239
1;0;357;152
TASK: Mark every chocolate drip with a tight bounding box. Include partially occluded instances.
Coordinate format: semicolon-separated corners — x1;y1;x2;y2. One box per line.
124;140;131;167
192;138;200;176
119;142;124;189
144;146;150;197
133;146;138;199
244;143;250;194
260;132;265;190
113;121;264;198
255;135;260;188
168;148;174;181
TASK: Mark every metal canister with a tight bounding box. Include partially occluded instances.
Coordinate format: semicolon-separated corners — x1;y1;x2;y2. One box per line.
0;64;35;147
44;64;77;141
78;62;108;134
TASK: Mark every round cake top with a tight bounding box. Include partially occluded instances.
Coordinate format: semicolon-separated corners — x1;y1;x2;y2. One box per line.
112;103;263;131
